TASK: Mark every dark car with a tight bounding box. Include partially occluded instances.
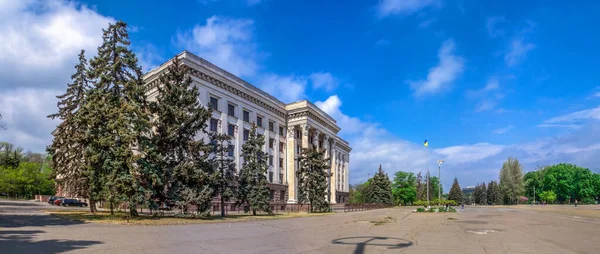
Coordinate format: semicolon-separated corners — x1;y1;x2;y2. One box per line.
48;196;64;205
54;198;65;206
61;199;88;207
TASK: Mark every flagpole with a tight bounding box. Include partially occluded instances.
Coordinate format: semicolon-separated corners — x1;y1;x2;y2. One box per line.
426;141;429;204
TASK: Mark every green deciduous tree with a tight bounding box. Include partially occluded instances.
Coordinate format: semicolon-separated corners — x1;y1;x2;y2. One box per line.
47;50;91;209
365;165;393;205
146;57;214;216
210;133;237;217
499;157;524;205
0;142;24;169
349;181;370;204
448;177;463;204
296;148;330;213
236;124;272;215
391;171;417;205
539;190;557;203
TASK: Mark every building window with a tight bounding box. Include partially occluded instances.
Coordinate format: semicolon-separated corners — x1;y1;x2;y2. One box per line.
279;142;284;152
210;118;218;132
243;110;250;122
257;116;263;127
269;172;273;183
295;129;301;139
228;124;235;137
228;104;235;117
280;190;285;201
279;158;283;168
270;190;275;200
210;96;219;111
269;138;274;149
269;121;274;132
243;129;249;141
228;144;234;157
279;126;284;136
269;155;273;166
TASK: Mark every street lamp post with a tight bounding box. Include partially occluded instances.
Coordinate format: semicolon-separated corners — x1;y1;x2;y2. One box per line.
437;160;444;205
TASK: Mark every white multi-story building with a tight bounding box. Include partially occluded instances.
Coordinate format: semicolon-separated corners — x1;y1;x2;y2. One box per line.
144;51;351;204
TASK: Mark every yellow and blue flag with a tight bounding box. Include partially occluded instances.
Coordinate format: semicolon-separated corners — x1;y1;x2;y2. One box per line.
423;139;428;147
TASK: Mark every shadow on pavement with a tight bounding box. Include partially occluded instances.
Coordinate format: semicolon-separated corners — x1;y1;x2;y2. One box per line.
0;214;86;228
0;201;43;207
0;230;102;253
332;236;413;254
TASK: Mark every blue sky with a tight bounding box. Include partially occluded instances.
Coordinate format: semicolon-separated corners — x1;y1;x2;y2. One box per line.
2;0;600;191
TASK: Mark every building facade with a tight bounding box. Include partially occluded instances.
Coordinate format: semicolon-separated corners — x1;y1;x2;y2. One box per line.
144;51;351;204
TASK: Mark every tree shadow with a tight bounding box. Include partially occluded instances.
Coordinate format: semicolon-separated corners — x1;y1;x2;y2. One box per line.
0;200;45;207
0;230;102;253
332;236;413;254
0;214;87;228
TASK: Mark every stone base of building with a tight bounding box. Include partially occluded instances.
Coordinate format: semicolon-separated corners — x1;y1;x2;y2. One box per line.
335;191;350;204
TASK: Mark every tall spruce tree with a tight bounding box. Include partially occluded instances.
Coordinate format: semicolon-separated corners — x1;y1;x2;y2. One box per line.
82;21;151;216
210;133;237;217
416;171;425;201
448;177;463;204
296;147;330;213
47;50;91;210
236;124;272;215
365;165;393;205
146;57;214;216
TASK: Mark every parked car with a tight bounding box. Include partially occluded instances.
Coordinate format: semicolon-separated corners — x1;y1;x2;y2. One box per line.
48;196;63;205
54;198;65;206
61;199;88;207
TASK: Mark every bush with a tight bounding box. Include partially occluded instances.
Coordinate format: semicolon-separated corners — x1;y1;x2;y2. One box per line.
582;198;596;204
412;200;458;207
416;207;425;212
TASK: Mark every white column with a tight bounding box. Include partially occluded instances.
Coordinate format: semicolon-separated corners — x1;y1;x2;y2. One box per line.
329;141;337;204
286;126;297;203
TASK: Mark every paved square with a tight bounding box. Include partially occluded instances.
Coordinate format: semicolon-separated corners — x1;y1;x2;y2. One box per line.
1;200;600;253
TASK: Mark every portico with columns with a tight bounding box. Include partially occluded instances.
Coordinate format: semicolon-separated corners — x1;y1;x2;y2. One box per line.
285;101;351;204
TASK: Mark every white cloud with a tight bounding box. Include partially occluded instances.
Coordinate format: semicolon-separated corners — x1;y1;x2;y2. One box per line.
135;43;163;73
175;16;259;78
258;74;307;103
493;125;514;134
537;124;582;130
316;95;600;189
467;77;504;112
504;38;536;67
0;88;62;152
309;72;339;91
435;143;505;164
0;0;114;89
544;107;600;124
409;39;464;96
486;16;506;38
376;0;439;18
0;0;114;153
418;18;436;28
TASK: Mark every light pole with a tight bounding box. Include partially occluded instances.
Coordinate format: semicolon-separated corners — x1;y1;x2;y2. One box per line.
437;160;444;205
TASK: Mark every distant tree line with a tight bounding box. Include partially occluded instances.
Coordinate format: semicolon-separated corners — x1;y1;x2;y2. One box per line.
48;21;330;217
0;142;54;199
461;157;600;205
